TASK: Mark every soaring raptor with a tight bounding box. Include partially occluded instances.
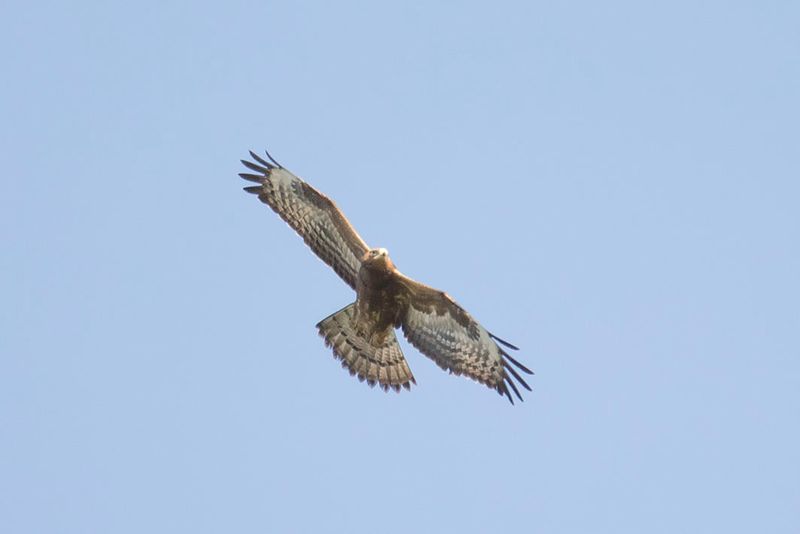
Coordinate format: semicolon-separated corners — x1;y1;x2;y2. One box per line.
239;150;533;403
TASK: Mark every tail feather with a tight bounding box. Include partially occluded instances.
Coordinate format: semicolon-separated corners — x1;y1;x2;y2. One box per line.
317;304;415;392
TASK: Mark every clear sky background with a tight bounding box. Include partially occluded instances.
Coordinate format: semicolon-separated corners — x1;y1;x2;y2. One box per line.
1;1;798;533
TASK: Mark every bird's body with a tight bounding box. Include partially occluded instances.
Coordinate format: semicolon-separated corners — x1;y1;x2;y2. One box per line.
239;150;532;403
355;249;401;340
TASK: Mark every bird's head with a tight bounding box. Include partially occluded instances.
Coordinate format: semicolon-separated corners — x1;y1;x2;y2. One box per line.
367;247;388;259
362;247;394;270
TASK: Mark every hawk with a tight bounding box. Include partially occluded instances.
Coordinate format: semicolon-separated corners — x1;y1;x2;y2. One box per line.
239;150;533;403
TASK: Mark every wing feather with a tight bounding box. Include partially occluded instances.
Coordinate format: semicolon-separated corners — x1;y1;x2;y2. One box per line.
396;274;533;404
239;151;369;289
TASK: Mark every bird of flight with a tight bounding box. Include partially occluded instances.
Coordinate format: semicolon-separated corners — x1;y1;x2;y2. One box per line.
239;150;533;403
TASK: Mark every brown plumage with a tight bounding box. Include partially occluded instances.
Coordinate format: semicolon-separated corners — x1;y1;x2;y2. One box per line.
239;150;533;403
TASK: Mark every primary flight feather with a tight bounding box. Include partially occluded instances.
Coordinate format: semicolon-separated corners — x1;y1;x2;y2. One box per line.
239;150;533;403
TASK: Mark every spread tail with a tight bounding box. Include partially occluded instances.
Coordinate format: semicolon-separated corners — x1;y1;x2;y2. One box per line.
316;303;415;392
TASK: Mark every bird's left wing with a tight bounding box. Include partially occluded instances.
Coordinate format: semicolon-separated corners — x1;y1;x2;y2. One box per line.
239;151;370;290
396;274;533;404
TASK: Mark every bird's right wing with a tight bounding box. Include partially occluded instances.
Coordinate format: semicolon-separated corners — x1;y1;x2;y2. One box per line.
395;273;533;404
239;151;370;290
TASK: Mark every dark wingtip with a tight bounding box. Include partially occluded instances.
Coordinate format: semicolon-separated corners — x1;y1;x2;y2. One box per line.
489;332;519;351
505;375;524;402
239;173;264;183
501;350;534;375
503;362;532;392
264;149;284;169
241;158;270;174
500;384;515;405
243;186;262;195
249;150;275;170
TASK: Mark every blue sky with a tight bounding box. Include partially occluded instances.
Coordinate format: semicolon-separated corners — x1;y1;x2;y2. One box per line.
2;1;798;532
